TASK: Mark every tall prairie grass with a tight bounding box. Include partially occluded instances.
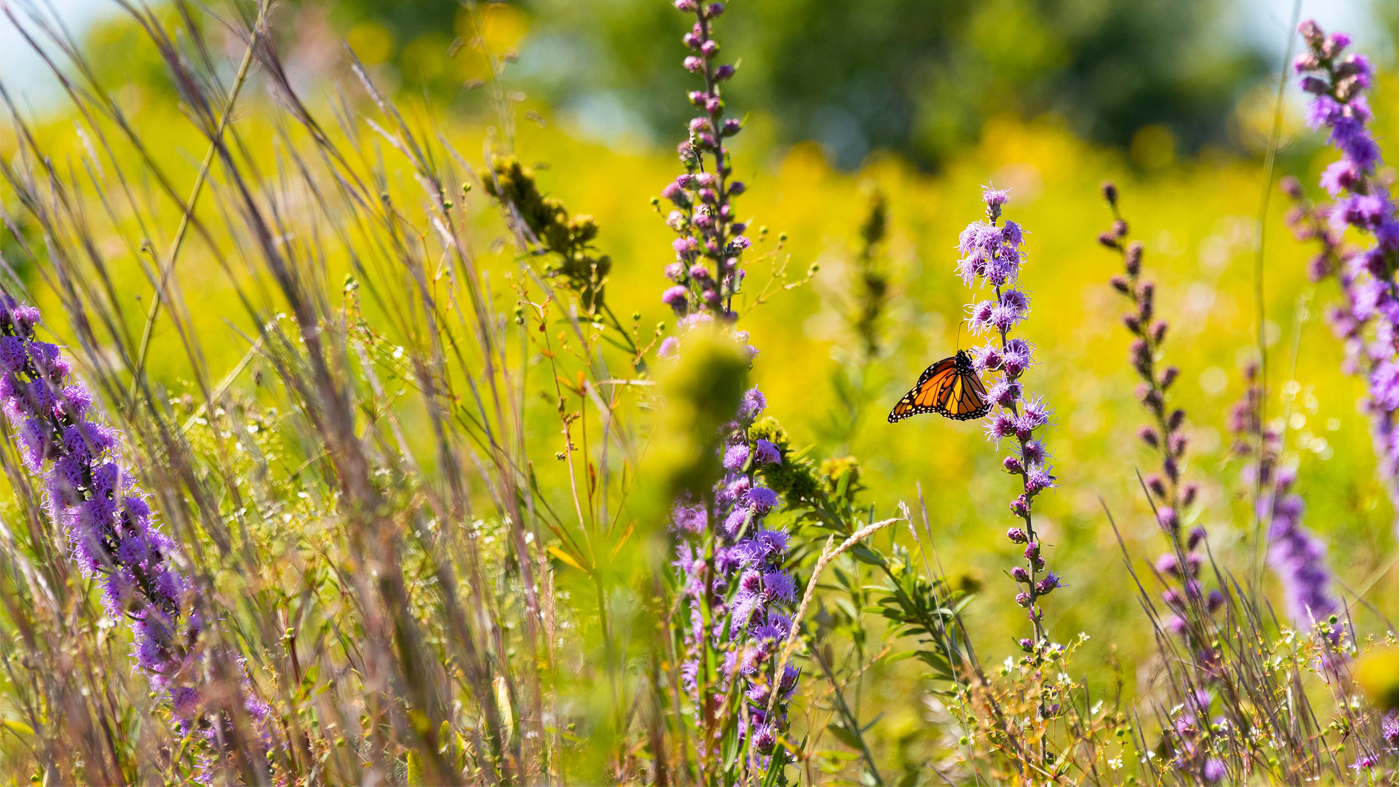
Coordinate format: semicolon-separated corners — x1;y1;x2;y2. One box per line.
0;1;1393;785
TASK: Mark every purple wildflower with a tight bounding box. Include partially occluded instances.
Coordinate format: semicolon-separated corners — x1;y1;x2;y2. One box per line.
1100;182;1230;656
0;294;269;756
1291;22;1398;498
1264;473;1340;641
661;2;799;769
1230;368;1343;646
955;188;1059;648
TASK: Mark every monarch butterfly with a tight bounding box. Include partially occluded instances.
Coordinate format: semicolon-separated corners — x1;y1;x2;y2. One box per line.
887;350;992;423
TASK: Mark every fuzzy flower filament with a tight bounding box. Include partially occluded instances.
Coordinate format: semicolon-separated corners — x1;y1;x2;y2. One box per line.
960;189;1059;651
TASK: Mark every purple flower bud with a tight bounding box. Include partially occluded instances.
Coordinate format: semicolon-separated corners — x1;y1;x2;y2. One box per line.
1124;242;1143;275
1299;75;1329;95
706;2;724;17
1147;474;1166;497
728;181;746;196
1010;495;1030;517
674;0;696;10
1101;181;1118;205
1157;507;1179;530
1110;275;1130;294
1035;571;1061;595
662;285;690;312
1206;590;1225;612
684;56;704;73
1019;637;1035;652
1163;457;1179;482
1297;19;1323;45
1002;455;1024;474
752;724;776;754
1010;566;1030;582
747;486;779;515
989;380;1021;408
1183;485;1199;509
985;411;1017;441
1006;527;1027;543
1023;541;1040;560
723;443;749;471
1168;432;1188;457
1022;440;1046;465
1024;464;1054;494
1138;426;1159;447
1015;591;1033;607
1160;367;1179;390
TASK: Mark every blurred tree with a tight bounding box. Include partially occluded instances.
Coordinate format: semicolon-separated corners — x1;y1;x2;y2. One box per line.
73;0;1272;170
510;0;1267;169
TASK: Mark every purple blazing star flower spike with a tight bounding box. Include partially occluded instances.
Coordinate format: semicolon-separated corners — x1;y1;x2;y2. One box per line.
659;2;800;767
0;294;270;759
1265;485;1341;642
953;190;1060;647
1291;21;1398;499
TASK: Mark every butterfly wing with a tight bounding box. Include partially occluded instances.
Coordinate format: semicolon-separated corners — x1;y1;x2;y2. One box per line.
888;358;959;423
935;367;993;421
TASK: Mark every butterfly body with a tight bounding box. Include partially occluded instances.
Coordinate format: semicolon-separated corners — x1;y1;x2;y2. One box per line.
888;350;992;423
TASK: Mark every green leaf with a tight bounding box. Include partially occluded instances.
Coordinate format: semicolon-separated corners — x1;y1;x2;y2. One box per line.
0;718;34;738
849;545;885;566
826;721;863;751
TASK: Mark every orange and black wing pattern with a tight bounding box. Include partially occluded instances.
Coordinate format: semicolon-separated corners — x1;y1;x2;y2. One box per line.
887;351;993;423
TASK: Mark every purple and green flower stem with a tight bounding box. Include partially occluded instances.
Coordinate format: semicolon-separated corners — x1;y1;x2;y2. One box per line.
660;0;750;324
958;189;1059;658
1228;364;1342;642
1292;20;1399;499
0;293;268;770
660;1;800;777
1099;185;1222;640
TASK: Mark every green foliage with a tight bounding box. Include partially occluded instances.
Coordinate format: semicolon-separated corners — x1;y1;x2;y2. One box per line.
648;326;750;500
483;154;612;315
750;415;820;503
518;0;1266;166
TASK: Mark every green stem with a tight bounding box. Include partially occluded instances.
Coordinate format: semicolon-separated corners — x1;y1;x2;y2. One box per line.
128;0;265;401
